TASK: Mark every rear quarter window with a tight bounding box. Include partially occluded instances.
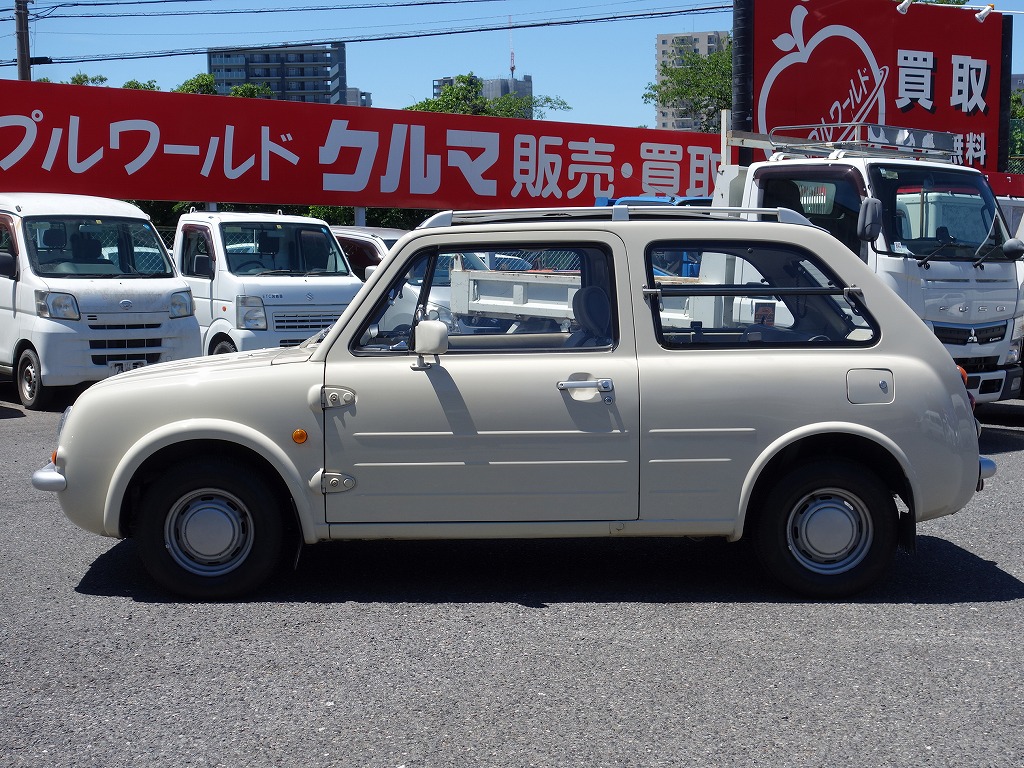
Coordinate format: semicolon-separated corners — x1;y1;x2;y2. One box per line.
646;240;878;348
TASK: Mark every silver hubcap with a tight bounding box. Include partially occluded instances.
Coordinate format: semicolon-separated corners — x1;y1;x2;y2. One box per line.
787;487;872;575
164;488;254;576
20;360;37;401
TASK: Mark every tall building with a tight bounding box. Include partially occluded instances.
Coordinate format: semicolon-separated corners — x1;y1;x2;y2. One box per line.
207;41;370;106
433;74;533;101
654;30;730;130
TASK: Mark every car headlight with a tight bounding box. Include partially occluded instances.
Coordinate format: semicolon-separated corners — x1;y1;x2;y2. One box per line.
169;290;194;319
236;295;267;330
1008;316;1024;364
35;290;80;320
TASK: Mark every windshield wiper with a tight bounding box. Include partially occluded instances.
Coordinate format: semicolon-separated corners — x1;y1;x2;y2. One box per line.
917;239;957;267
972;212;1001;267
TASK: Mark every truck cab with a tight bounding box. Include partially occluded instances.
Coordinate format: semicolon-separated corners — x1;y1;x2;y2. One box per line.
175;211;364;354
715;125;1024;404
0;193;200;409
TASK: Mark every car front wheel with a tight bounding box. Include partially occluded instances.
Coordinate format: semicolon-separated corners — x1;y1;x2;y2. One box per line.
136;458;287;599
753;460;898;598
17;348;52;410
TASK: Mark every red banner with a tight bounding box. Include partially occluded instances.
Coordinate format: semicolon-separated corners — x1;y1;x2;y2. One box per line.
753;0;1006;172
0;80;723;209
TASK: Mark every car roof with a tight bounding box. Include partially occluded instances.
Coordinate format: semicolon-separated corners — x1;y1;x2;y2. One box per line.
0;193;149;219
330;225;410;239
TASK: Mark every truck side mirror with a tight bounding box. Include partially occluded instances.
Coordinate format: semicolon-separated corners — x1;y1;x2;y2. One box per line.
857;197;883;242
0;250;15;279
1002;238;1024;261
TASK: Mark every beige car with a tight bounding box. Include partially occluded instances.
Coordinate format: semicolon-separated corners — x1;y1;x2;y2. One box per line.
33;205;995;599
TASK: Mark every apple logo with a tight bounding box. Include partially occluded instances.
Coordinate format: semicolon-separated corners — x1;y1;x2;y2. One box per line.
757;2;888;144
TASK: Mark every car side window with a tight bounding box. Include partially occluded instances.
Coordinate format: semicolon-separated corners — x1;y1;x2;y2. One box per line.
354;244;616;353
181;228;213;278
647;240;878;348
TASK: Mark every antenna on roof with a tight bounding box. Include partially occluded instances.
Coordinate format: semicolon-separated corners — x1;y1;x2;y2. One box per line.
509;16;515;80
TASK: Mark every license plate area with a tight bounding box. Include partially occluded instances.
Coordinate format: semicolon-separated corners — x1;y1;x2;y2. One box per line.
109;361;147;375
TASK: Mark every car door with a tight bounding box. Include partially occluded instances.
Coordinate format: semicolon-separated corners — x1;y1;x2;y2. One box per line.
0;216;19;368
322;232;640;525
634;236;882;530
177;224;215;336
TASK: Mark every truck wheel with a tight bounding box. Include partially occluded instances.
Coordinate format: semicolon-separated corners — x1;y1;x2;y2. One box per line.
136;458;287;599
211;339;237;355
752;460;897;598
17;348;52;410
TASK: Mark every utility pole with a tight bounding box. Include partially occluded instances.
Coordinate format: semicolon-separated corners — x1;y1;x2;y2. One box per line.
15;0;32;81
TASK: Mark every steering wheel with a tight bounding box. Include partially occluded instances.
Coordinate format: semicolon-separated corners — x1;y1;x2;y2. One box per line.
234;259;264;272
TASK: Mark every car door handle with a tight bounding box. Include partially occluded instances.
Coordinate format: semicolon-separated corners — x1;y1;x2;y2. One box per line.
557;378;613;392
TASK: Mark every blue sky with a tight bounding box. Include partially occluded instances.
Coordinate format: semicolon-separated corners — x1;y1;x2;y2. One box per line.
3;0;1024;129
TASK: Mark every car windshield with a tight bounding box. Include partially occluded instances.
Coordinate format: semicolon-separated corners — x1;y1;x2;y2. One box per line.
869;165;1013;262
221;222;353;276
24;216;174;278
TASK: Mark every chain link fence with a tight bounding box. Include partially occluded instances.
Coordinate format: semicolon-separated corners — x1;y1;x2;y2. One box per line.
1007;119;1024;175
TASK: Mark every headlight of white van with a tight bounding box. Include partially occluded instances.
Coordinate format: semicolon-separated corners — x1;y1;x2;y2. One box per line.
169;290;194;319
1008;315;1024;364
236;295;267;330
35;290;80;320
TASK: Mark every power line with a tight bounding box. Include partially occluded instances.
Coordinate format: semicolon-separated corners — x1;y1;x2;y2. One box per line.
21;0;506;21
0;4;733;67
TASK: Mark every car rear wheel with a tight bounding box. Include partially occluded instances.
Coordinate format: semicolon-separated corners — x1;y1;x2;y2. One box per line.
752;460;898;598
136;458;287;599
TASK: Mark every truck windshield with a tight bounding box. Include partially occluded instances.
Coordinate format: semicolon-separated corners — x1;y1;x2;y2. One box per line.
220;223;353;276
868;165;1012;262
24;217;174;278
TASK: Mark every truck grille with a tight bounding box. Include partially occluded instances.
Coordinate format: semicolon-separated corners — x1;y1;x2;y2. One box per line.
932;322;1006;346
272;311;340;332
89;337;163;365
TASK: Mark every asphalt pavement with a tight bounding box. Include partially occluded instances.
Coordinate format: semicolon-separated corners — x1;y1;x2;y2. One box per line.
2;382;1022;767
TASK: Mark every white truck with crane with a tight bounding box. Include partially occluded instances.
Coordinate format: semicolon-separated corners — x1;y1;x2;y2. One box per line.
712;122;1024;404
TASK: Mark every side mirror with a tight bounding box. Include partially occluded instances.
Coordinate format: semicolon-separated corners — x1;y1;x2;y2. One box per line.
1002;237;1024;261
0;250;15;279
364;265;376;281
411;319;448;369
857;197;883;242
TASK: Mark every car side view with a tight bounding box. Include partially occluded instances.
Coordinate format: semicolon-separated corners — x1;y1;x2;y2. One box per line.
33;204;997;599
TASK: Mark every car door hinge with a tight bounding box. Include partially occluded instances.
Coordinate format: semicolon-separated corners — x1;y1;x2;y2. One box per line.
322;472;356;494
322;386;356;410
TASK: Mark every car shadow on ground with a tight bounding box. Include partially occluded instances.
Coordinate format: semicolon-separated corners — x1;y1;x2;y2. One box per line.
0;382;79;417
977;403;1024;455
76;534;1024;606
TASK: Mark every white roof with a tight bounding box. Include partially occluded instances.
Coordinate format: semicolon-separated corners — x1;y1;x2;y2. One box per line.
0;192;150;219
181;210;331;227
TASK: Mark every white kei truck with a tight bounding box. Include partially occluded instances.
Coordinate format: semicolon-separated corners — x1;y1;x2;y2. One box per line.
715;122;1024;404
0;193;200;409
173;210;364;355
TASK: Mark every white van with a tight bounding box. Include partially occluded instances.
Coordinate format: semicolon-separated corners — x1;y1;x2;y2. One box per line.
175;211;363;354
0;193;200;409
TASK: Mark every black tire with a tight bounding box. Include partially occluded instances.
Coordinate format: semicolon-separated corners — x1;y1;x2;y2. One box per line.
17;348;52;410
752;460;898;598
211;338;238;355
135;458;288;599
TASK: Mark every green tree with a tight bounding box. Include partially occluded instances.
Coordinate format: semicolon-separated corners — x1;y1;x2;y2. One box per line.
122;79;159;91
68;72;108;86
229;82;274;99
406;73;569;120
643;44;733;134
172;73;217;95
